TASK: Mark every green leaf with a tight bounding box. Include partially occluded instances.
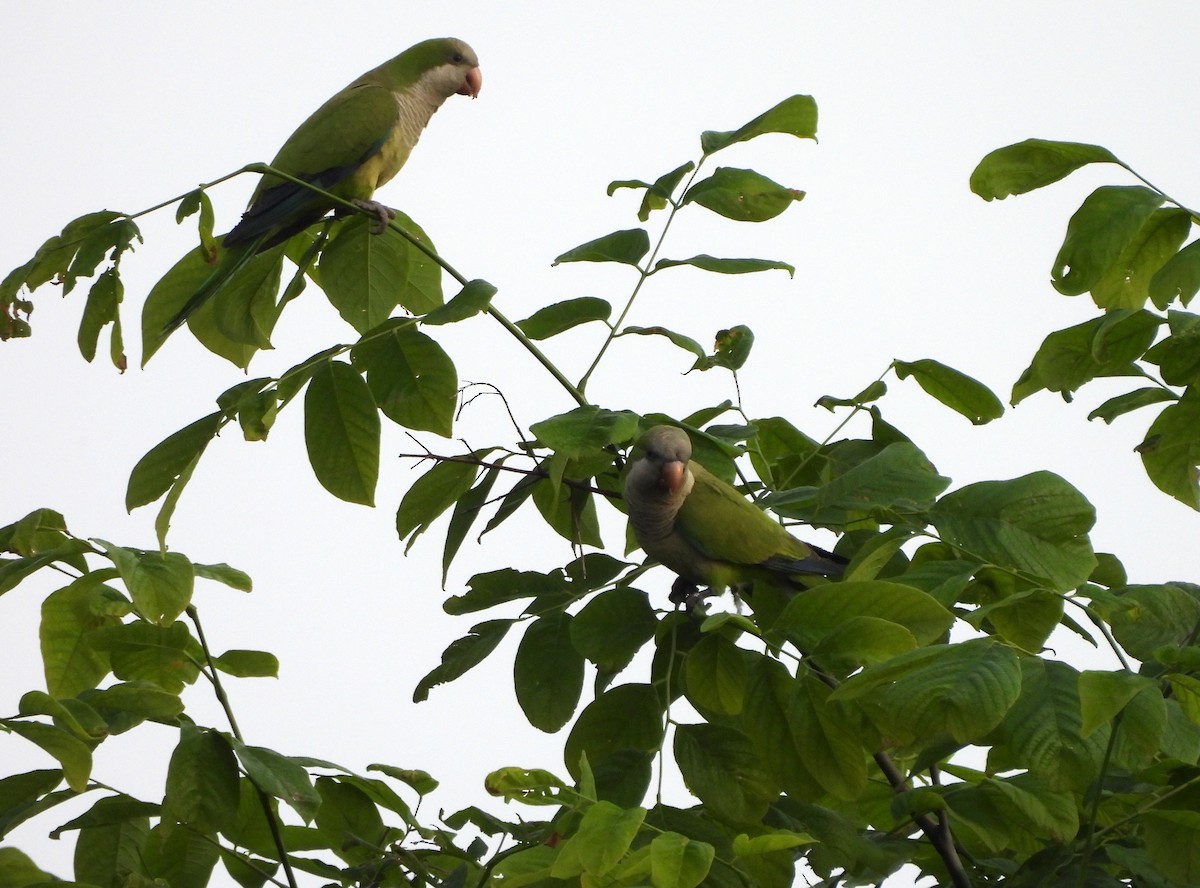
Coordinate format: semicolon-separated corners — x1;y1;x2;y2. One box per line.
230;740;320;821
532;477;602;548
205;246;287;350
835;638;1022;745
554;801;645;878
2;720;92;792
930;471;1096;590
422;278;496;325
351;320;457;436
89;621;200;694
413;619;512;702
86;681;185;720
684;634;749;716
553;229;650;267
1144;310;1200;386
988;658;1104;791
444;568;568;615
970;139;1120;200
683;167;803;223
143;820;221;888
693;325;754;372
516;297;612;339
165;724;240;833
771;441;949;524
319;216;438;332
68;796;153;888
443;465;502;584
650;831;714;888
1091;208;1192;309
78;268;124;366
395;457;479;551
700;95;818;155
125;412;223;510
1087;386;1177;424
610;160;695;222
1101;584;1200;660
620;325;707;361
1138;386;1200;507
674;724;776;824
1012;309;1161;403
653;255;795;277
314;777;387;865
774;580;954;652
1151;239;1200;309
99;542;195;624
564;684;662;783
194;561;252;592
531;406;640;459
303;360;380;505
1144;810;1200;886
1051;185;1164;298
1078;670;1157;737
514;613;585;733
570;587;658;672
212;649;279;678
40;572;119;697
0;845;57;885
894;359;1004;424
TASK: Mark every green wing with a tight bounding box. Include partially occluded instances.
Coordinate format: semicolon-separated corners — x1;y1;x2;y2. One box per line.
226;85;399;249
676;462;803;566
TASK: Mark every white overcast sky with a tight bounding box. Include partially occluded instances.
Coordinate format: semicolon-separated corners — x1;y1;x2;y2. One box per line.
4;2;1200;881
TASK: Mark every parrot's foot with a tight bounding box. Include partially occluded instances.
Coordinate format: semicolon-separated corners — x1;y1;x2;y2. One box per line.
670;578;713;617
669;577;699;606
351;199;397;235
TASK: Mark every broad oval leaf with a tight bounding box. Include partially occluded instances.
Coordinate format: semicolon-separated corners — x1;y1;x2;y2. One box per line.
774;580;953;652
351;320;457;437
413;619;512;702
553;229;650;267
701;95;818;155
1150;239;1200;310
683;634;749;716
514;613;585;733
683;168;803;223
164;724;239;833
570;586;658;672
531;406;640;459
894;359;1004;425
1091;208;1192;309
395;458;479;551
1138;387;1200;507
421;278;496;326
516;297;612;340
303;360;380;506
970;139;1119;201
930;471;1097;590
563;683;663;783
673;723;776;825
1051;185;1164;298
126;412;223;511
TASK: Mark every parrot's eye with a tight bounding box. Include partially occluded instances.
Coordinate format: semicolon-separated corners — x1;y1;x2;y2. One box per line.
450;53;465;63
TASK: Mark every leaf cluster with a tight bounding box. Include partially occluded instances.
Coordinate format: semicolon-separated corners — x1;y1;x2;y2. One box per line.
4;97;1200;888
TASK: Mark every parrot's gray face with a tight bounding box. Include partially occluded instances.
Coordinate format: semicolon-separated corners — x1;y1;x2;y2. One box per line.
638;427;692;495
437;40;482;98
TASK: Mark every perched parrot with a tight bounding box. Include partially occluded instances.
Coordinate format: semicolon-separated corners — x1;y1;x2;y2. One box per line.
623;425;845;603
163;36;482;335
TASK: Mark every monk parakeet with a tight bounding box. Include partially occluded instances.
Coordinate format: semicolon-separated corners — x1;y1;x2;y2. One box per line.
164;37;482;334
624;425;845;602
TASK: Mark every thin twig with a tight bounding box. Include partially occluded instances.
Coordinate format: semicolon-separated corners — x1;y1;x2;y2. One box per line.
396;451;621;499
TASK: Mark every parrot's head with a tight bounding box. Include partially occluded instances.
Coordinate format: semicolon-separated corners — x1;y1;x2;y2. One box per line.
634;425;692;495
407;37;482;99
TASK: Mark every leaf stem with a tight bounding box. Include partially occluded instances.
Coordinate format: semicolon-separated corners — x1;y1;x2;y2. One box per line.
576;159;708;393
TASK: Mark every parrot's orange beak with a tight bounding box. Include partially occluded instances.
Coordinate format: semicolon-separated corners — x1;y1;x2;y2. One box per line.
459;67;482;98
660;460;686;494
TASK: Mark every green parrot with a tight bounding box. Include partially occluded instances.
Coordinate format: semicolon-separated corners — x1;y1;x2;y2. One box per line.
163;36;482;335
623;425;845;603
